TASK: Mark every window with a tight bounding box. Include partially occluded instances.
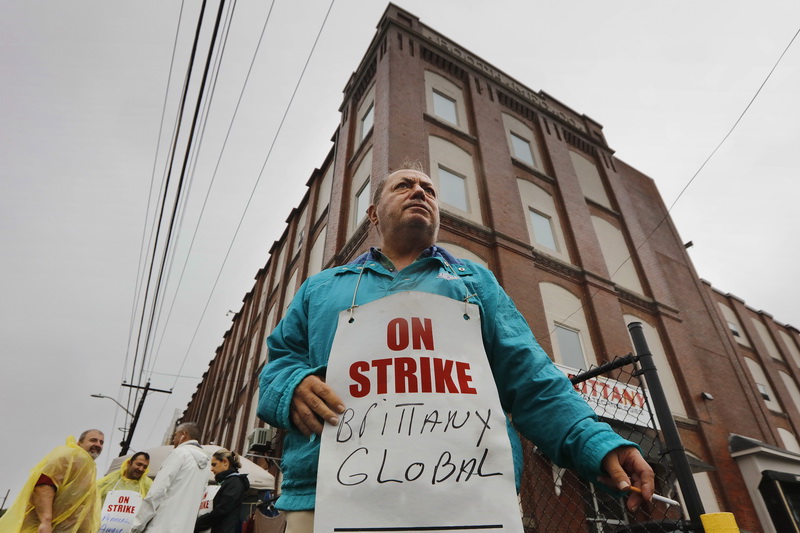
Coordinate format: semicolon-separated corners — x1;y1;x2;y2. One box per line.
355;180;371;226
425;71;468;133
744;357;782;412
554;325;586;371
433;91;458;125
752;317;784;361
779;330;800;367
591;216;644;295
569;150;611;208
717;302;749;347
307;226;327;277
624;315;687;417
511;132;536;166
540;283;597;370
517;179;570;263
356;84;376;145
778;428;800;454
429;135;482;223
757;383;771;401
502;114;543;171
780;371;800;423
350;149;372;235
315;164;333;223
438;166;468;211
360;103;374;140
529;209;557;251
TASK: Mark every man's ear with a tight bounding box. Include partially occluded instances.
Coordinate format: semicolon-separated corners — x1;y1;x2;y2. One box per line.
367;205;378;227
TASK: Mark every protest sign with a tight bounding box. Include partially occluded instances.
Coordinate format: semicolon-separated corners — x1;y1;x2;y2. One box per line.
316;292;522;533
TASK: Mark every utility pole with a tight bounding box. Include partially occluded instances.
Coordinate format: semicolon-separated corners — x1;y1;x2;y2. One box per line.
119;382;171;456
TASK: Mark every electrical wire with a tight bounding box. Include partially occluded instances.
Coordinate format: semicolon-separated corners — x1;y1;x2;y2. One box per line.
145;0;240;380
542;24;800;352
127;0;213;416
169;0;337;389
148;0;276;374
119;0;189;431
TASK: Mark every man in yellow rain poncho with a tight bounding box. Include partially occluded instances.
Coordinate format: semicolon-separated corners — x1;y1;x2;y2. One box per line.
0;429;104;533
97;452;153;501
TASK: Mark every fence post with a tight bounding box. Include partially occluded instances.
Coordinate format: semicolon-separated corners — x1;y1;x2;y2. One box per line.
627;322;706;531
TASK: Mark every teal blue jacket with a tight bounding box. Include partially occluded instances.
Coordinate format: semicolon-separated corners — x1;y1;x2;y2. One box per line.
258;247;633;511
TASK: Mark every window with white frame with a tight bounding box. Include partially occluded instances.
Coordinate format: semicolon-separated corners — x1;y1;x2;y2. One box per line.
350;149;372;234
591;216;644;295
294;206;307;252
438;166;468;211
438;242;488;267
778;427;800;454
502;114;543;171
315;164;333;223
744;356;782;412
270;245;287;290
624;315;687;417
511;132;536;166
554;324;586;371
355;179;371;226
282;270;299;313
425;71;468;133
428;136;482;224
529;209;557;251
717;302;750;347
779;371;800;421
360;103;374;140
433;91;458;125
779;330;800;368
356;84;376;145
540;282;596;371
752;317;784;361
307;226;327;277
517;179;571;264
569;150;611;208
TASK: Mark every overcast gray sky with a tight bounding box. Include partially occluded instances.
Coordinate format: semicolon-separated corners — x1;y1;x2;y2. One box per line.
2;0;798;505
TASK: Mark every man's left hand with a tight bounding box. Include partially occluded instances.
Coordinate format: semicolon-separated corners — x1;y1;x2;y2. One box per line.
598;446;655;512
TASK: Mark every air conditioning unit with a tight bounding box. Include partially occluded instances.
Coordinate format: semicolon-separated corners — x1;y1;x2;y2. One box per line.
247;427;275;449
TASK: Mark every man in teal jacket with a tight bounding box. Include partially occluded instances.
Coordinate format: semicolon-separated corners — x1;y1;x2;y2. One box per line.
258;167;654;532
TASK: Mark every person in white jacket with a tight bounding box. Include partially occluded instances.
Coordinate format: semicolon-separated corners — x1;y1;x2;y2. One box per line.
131;422;210;533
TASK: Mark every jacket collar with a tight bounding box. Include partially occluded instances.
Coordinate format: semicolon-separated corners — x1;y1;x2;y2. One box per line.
335;245;473;277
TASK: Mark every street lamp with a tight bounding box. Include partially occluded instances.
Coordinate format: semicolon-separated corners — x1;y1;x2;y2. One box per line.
90;394;135;417
92;383;172;456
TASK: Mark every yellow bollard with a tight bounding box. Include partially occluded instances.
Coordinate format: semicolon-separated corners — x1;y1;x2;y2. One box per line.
700;512;740;533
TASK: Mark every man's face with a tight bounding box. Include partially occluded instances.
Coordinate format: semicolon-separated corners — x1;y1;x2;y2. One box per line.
369;170;439;243
172;429;187;448
125;456;149;480
78;431;104;459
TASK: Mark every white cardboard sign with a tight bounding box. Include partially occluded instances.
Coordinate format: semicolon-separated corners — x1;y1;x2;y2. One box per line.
100;490;142;533
315;292;523;533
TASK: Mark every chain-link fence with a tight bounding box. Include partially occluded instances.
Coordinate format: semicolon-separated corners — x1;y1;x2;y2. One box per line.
519;354;693;533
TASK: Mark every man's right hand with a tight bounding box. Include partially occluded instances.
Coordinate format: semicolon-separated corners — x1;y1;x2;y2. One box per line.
291;375;346;436
37;520;53;533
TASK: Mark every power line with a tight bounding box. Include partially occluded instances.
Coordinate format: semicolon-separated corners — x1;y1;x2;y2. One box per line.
542;24;800;351
149;0;277;375
127;0;213;414
122;0;190;426
146;0;241;379
169;0;337;389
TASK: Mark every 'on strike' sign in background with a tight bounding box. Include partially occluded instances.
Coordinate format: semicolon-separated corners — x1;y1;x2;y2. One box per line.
315;292;523;533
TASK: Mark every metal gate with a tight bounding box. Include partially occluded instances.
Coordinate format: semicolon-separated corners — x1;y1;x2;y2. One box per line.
518;323;706;532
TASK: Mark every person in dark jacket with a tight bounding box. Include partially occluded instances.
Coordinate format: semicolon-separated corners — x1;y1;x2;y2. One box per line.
195;449;250;533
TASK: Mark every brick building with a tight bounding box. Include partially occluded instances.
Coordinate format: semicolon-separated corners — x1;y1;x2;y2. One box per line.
181;5;800;532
